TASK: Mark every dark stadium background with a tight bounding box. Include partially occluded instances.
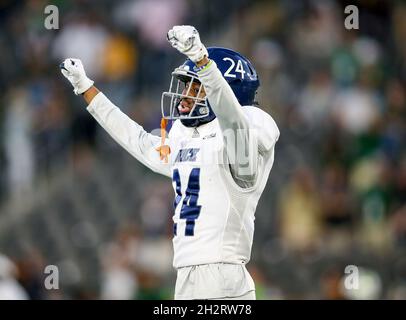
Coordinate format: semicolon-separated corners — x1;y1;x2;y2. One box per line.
0;0;404;299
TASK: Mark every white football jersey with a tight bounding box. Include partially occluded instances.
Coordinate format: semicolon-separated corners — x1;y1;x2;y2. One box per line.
168;108;278;268
87;61;279;269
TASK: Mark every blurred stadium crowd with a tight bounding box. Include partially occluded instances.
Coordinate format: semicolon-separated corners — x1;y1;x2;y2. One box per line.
0;0;405;299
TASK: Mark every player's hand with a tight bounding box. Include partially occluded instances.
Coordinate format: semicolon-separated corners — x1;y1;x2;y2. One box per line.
167;25;208;63
59;58;94;95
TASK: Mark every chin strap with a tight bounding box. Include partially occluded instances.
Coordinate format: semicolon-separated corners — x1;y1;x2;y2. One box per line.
156;118;171;163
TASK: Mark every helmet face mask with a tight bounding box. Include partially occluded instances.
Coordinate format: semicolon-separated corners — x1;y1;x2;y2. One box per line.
161;47;260;127
161;67;212;127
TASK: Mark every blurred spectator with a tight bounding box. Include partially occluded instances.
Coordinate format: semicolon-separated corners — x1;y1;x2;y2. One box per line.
320;266;346;300
331;85;380;135
4;87;34;199
0;253;29;300
290;1;342;70
389;205;406;248
101;30;137;82
297;69;335;127
278;166;322;252
313;162;357;254
15;249;49;299
52;16;109;79
136;268;171;300
99;225;140;299
114;0;187;50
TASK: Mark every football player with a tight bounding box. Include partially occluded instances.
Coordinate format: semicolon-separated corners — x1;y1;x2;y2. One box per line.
60;25;279;300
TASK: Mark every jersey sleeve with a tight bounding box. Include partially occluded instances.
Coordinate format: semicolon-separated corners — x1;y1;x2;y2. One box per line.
197;60;278;187
197;60;248;132
86;92;171;178
247;107;280;154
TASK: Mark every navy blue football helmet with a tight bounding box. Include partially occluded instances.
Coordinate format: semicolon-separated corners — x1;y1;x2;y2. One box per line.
161;47;260;127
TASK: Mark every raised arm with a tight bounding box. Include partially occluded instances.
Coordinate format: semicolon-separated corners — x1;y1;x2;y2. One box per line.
167;26;278;187
196;59;257;186
59;58;171;178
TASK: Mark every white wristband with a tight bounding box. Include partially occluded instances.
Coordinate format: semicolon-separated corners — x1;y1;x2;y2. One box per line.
74;77;94;95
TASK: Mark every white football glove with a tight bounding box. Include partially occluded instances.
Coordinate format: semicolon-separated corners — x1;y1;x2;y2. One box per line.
167;25;208;63
59;58;94;95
